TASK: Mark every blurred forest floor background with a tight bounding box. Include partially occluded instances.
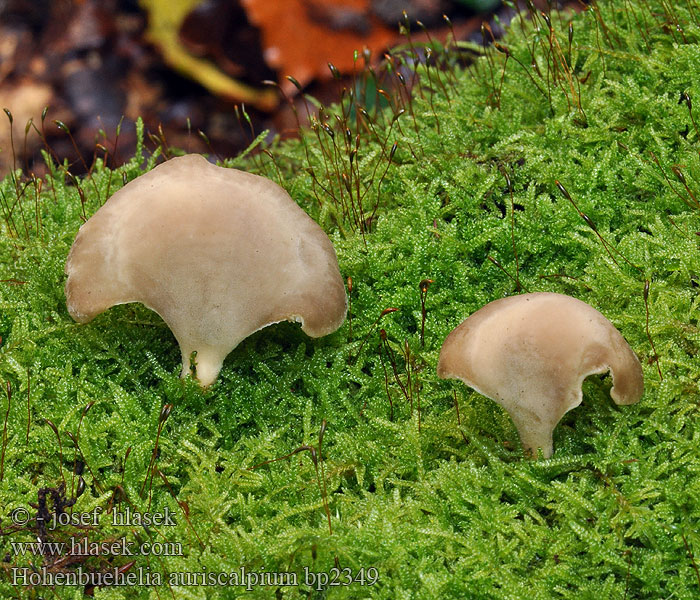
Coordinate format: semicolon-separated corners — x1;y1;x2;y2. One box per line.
0;0;569;175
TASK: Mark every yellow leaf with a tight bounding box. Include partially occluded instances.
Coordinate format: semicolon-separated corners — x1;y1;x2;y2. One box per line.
139;0;278;110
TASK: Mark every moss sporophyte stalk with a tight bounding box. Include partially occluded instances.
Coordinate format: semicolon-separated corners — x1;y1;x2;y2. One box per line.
1;0;700;598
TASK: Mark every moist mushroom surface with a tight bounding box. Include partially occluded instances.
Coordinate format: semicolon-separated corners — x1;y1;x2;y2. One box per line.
65;154;347;387
437;292;644;458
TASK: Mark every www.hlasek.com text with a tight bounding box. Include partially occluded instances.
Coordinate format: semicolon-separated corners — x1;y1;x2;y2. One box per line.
11;536;182;558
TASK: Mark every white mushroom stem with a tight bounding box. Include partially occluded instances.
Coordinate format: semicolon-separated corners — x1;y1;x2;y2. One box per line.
65;154;347;387
437;292;644;458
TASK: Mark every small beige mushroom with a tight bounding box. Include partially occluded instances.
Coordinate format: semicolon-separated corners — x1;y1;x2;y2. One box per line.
65;154;347;387
437;292;643;458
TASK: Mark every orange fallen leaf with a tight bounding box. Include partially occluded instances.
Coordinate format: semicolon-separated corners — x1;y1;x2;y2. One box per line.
242;0;398;95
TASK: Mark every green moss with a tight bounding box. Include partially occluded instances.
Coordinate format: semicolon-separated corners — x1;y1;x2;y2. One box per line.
1;1;699;598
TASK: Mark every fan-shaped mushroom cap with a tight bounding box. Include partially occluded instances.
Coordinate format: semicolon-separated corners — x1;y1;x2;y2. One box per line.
65;154;347;387
437;292;644;458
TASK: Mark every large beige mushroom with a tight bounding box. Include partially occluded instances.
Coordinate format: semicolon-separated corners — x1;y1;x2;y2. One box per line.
65;154;347;387
437;292;644;458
